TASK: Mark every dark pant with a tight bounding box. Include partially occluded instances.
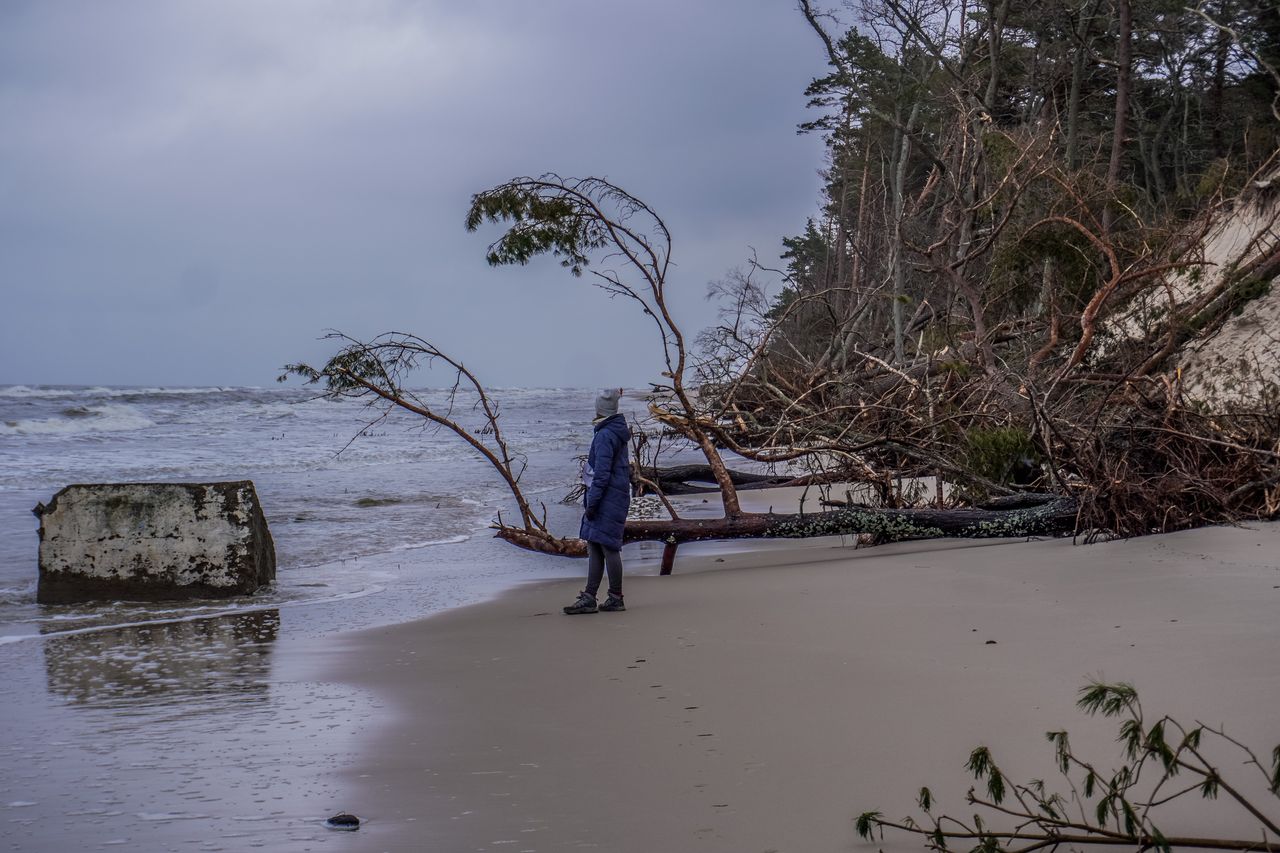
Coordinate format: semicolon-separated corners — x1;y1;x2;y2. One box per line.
585;541;623;599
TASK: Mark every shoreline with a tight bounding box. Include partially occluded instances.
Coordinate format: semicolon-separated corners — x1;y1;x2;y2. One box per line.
327;521;1280;852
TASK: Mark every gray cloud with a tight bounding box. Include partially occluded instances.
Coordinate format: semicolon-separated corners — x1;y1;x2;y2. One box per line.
0;0;827;388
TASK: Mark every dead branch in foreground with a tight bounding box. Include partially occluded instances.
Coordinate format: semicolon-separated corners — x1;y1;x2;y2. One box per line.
283;333;1080;565
859;681;1280;853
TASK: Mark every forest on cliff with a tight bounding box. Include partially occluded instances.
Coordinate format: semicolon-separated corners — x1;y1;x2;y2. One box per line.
292;0;1280;550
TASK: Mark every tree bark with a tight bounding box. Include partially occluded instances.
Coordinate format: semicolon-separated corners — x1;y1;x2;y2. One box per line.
1103;0;1133;237
641;465;801;495
1065;0;1101;171
890;103;921;364
1209;3;1229;160
495;495;1079;560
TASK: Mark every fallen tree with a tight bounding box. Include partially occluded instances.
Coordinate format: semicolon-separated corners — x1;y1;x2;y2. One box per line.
284;329;1080;571
642;464;805;494
497;493;1078;573
282;175;1093;572
286;162;1280;571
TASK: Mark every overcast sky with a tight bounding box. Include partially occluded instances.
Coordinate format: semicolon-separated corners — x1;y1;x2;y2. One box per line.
0;1;829;389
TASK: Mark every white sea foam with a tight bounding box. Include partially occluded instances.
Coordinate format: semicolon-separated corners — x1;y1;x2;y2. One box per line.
1;403;154;436
0;387;590;638
135;812;208;822
0;584;385;646
390;534;471;552
0;385;243;399
0;385;115;398
0;582;37;606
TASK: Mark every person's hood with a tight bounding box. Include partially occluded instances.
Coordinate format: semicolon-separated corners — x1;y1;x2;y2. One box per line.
593;413;630;441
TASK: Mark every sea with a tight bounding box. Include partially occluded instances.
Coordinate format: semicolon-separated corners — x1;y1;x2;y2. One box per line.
0;384;681;850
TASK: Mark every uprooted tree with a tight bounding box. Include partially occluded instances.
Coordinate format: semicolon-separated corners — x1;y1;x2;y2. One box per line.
285;2;1280;562
284;134;1280;566
283;174;1103;568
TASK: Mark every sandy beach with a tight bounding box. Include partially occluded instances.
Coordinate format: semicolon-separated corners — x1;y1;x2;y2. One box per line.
329;522;1280;852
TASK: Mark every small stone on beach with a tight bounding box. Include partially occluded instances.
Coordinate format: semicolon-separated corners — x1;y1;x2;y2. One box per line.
326;813;360;830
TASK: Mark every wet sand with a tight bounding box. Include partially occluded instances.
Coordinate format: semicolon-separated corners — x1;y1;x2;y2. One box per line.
332;522;1280;852
0;604;387;852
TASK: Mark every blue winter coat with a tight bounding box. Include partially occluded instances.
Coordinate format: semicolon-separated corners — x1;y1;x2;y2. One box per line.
579;414;631;550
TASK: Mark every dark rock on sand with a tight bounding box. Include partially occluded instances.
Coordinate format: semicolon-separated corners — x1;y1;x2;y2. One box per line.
326;813;360;830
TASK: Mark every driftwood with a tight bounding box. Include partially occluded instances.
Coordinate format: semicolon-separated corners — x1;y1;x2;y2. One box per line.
496;493;1079;572
642;464;811;495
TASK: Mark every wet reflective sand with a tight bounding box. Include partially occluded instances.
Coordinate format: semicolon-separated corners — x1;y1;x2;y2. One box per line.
1;608;378;852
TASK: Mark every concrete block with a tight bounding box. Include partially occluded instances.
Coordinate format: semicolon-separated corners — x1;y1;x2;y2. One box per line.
34;481;276;603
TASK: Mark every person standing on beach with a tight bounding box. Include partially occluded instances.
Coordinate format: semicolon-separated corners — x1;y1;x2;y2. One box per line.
564;389;631;614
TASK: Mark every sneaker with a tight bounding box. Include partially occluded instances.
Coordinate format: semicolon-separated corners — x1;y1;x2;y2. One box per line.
599;595;626;612
563;592;597;615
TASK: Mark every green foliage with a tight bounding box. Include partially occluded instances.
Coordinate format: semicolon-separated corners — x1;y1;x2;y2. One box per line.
464;176;668;285
1045;730;1070;773
990;222;1100;313
1118;717;1144;759
465;184;599;276
973;833;1001;853
280;346;402;397
858;682;1280;853
1194;158;1231;200
799;29;900;143
1077;681;1138;717
779;220;835;303
1234;274;1273;304
965;746;1007;804
855;810;883;840
960;427;1039;489
758;0;1280;468
1201;771;1222;799
980;131;1022;177
766;284;801;323
940;360;974;379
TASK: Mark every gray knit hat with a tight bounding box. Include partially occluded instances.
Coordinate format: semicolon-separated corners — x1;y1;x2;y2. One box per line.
594;388;621;419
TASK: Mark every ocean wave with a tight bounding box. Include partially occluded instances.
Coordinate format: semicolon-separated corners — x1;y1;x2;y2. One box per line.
389;534;471;551
0;385;117;398
0;583;386;646
0;581;36;606
1;403;154;436
0;385;250;399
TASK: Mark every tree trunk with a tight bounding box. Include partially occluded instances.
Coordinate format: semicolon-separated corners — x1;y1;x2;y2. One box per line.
1209;7;1229;160
890;103;921;365
1103;0;1133;237
495;496;1079;561
982;0;1012;115
1065;39;1086;170
1065;0;1100;171
641;465;800;495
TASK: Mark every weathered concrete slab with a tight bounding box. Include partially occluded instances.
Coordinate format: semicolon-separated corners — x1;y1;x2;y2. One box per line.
34;481;276;604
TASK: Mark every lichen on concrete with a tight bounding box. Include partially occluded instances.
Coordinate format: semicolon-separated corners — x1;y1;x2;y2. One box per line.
33;481;276;604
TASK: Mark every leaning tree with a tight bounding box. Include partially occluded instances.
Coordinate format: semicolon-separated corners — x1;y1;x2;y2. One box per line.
283;174;1080;571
